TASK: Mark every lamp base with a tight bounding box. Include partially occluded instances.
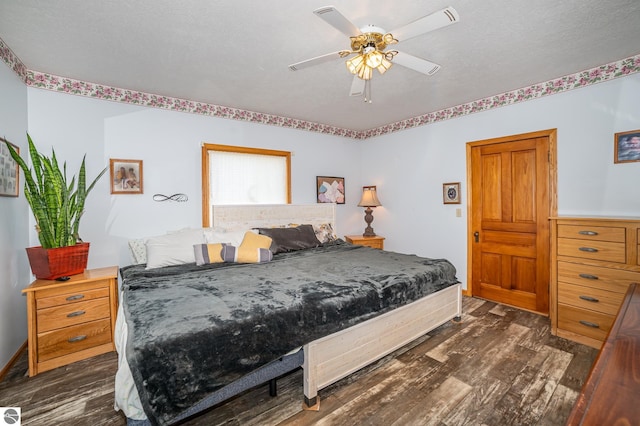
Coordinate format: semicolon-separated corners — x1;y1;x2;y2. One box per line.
362;229;376;237
362;207;376;237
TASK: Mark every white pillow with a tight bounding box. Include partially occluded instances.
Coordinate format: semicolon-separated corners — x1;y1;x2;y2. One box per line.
203;228;253;247
128;238;147;264
145;229;206;269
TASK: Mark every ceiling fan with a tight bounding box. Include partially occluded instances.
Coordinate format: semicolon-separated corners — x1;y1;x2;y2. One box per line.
289;6;460;102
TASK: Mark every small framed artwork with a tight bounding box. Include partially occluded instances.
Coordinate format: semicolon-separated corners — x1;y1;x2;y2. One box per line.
110;159;143;194
614;130;640;163
443;182;461;204
316;176;345;204
0;138;19;197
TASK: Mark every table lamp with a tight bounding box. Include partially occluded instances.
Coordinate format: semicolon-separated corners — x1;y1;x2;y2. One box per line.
358;186;382;237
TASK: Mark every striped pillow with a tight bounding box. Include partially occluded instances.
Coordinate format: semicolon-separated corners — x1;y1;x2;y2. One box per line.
193;243;235;265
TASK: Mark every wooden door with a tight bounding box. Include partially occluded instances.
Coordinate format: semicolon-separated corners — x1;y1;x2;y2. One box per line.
467;130;556;314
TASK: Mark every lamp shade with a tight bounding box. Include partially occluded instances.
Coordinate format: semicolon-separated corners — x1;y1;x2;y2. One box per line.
358;186;382;207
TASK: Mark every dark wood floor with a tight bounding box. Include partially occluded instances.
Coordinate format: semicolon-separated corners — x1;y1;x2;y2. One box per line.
0;297;598;425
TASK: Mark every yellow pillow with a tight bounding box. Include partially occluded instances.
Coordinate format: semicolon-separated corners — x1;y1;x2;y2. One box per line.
236;231;273;263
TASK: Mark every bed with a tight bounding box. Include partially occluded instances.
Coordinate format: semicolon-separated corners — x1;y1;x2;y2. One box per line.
114;204;461;425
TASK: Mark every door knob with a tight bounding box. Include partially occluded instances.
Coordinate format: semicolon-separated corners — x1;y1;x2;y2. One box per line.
474;231;479;242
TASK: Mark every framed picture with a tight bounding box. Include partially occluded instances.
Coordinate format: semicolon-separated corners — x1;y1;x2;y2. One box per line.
614;130;640;163
443;182;461;204
316;176;345;204
110;159;143;194
0;138;19;197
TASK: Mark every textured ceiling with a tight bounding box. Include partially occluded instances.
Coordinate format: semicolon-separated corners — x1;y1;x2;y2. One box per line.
1;0;639;132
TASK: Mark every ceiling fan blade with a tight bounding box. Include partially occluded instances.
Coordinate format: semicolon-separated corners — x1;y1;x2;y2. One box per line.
393;52;441;75
349;75;365;97
289;51;349;71
313;6;361;37
390;6;460;42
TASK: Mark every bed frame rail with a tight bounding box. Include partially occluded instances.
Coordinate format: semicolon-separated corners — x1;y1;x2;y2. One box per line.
303;283;462;407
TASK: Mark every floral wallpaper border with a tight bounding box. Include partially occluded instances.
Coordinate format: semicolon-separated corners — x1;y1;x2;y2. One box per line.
2;37;639;140
0;37;27;80
362;55;640;139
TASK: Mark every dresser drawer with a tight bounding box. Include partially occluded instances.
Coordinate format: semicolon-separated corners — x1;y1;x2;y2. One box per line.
557;282;625;315
637;228;640;265
557;261;638;293
557;238;626;263
557;224;625;243
36;284;110;310
558;304;614;342
37;297;110;333
37;318;112;362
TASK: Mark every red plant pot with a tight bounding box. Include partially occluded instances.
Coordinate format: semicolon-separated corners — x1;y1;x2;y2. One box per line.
26;242;90;280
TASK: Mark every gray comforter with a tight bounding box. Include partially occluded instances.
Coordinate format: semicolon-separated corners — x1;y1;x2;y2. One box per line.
120;240;458;425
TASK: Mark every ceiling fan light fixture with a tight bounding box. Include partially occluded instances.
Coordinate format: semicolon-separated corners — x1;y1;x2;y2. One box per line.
376;57;393;75
358;63;373;80
365;50;383;68
346;54;373;80
346;54;365;75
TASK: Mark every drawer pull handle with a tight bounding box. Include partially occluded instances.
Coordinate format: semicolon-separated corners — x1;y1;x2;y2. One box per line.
578;247;598;253
579;273;599;280
68;335;87;343
66;294;85;301
578;230;598;236
67;310;86;318
579;320;600;328
579;295;599;303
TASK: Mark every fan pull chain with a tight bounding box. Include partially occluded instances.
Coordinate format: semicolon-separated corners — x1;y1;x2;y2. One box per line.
364;80;373;103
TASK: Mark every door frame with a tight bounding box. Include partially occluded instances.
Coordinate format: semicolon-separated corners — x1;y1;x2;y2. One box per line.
464;129;558;297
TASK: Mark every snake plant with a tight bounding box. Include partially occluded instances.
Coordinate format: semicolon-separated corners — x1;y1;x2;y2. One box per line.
5;134;107;249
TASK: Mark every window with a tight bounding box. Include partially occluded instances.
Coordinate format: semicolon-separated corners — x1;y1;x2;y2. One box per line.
201;144;291;226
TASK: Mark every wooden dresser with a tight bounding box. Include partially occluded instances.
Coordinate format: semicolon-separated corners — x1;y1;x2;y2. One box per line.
550;217;640;348
22;266;119;376
344;235;385;250
566;283;640;425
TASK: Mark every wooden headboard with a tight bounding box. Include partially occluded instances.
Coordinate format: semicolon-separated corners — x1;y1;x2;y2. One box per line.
212;204;336;231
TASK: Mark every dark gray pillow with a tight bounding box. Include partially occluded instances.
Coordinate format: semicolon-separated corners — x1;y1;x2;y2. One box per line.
256;224;321;254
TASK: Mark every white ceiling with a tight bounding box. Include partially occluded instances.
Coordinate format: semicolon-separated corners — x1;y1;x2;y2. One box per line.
1;0;639;132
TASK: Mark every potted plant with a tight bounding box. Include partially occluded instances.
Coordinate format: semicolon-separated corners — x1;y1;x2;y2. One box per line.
5;134;107;280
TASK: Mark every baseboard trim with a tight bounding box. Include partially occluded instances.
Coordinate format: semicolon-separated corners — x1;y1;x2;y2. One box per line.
0;340;27;382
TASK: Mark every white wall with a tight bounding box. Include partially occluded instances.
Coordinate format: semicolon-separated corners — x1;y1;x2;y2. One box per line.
0;61;29;370
4;68;639;372
26;89;364;270
361;74;640;289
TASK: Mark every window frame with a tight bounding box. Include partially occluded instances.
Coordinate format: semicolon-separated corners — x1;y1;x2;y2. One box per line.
201;143;291;227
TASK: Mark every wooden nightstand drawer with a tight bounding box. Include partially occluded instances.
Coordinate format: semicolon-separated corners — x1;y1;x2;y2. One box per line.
557;224;625;243
36;285;110;310
557;304;614;342
37;297;111;333
37;318;112;362
557;282;625;316
359;239;384;249
344;235;385;250
557;261;638;293
557;238;625;263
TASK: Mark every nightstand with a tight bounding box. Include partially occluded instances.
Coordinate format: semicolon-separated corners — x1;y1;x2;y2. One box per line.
22;266;119;376
344;235;385;250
